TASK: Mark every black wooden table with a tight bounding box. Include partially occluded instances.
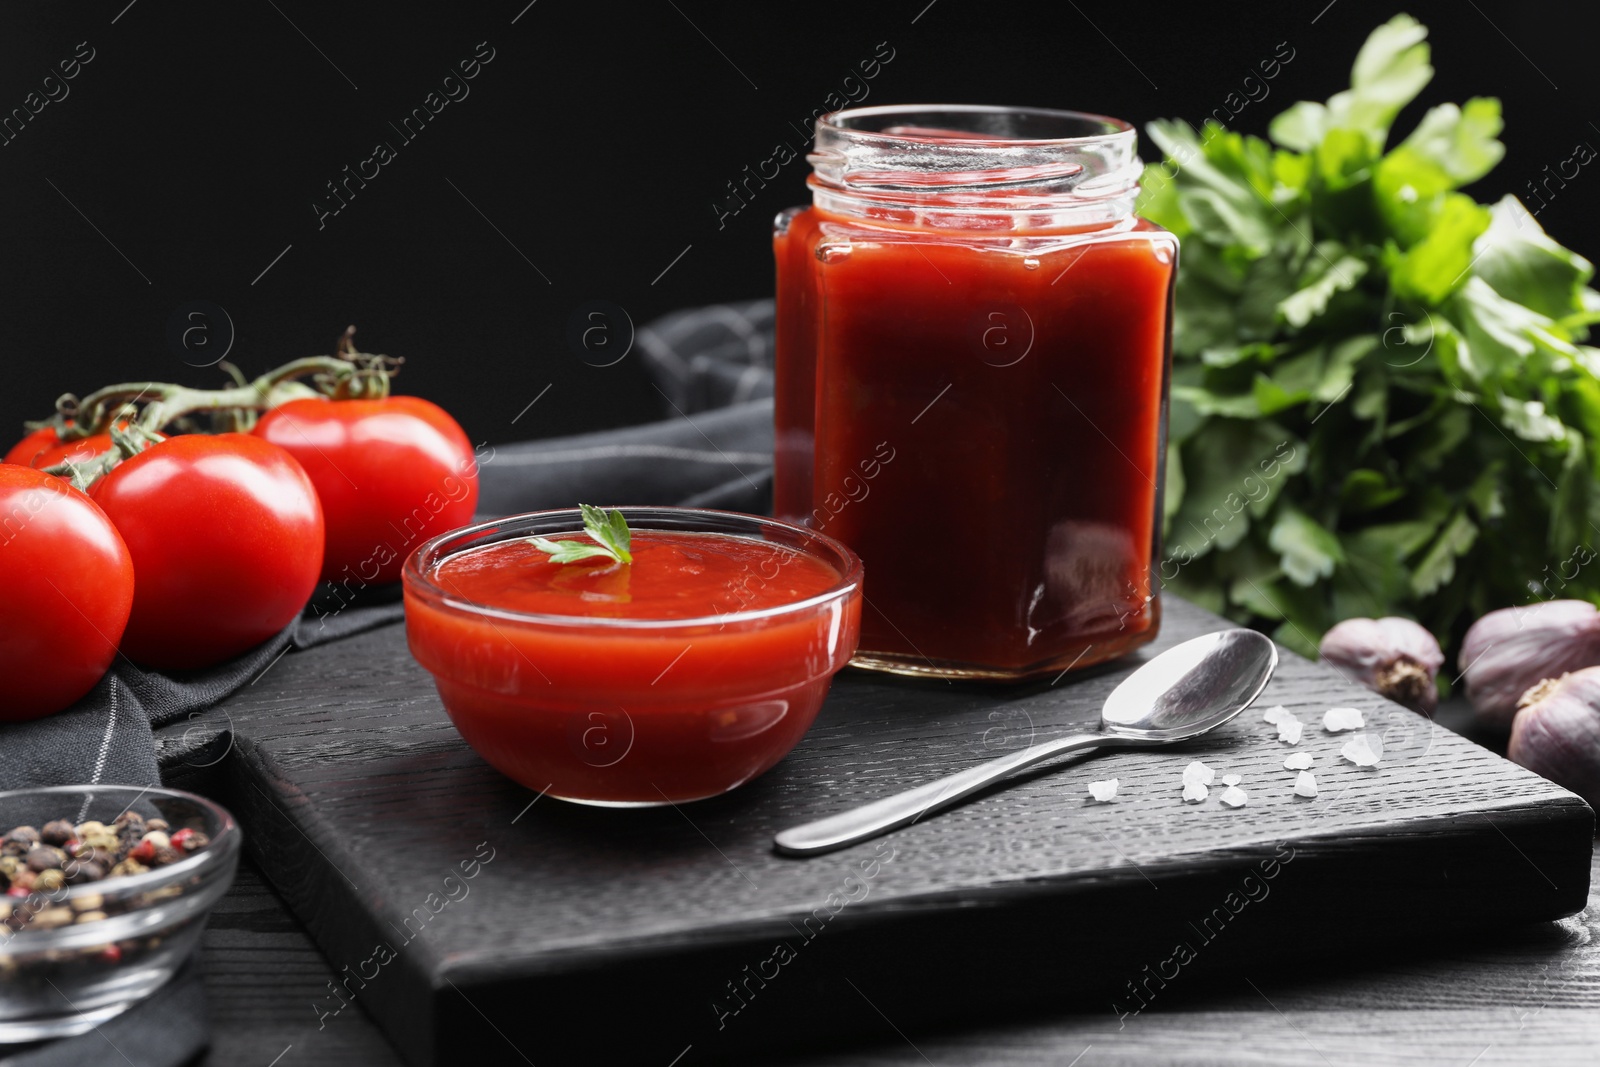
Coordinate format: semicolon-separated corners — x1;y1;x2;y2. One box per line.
162;591;1591;1066
189;686;1600;1067
199;845;1600;1066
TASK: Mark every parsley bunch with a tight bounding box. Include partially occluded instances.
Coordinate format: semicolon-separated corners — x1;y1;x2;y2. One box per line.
1140;14;1600;660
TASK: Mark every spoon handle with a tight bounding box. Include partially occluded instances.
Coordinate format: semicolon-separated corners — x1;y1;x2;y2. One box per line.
773;730;1134;856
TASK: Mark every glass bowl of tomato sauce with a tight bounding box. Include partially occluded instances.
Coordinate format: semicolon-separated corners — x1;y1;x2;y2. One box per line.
403;507;863;806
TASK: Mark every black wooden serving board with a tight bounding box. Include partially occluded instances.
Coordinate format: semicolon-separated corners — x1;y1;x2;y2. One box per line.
167;597;1593;1067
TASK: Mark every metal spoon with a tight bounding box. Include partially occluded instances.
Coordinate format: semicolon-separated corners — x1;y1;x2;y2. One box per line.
773;628;1277;856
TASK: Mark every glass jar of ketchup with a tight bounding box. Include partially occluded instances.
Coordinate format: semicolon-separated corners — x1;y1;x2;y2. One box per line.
773;104;1176;681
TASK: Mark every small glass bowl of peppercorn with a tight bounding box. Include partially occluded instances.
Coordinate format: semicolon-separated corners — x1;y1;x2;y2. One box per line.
0;784;240;1042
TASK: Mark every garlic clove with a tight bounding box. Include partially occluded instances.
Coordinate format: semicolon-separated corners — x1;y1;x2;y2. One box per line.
1462;601;1600;729
1320;617;1443;715
1508;666;1600;808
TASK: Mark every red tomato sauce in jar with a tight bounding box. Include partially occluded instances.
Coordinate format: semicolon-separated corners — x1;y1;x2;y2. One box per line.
774;105;1175;681
405;526;861;805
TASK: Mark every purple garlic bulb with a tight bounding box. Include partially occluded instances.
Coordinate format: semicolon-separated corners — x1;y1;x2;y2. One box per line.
1460;601;1600;728
1319;616;1443;714
1509;667;1600;809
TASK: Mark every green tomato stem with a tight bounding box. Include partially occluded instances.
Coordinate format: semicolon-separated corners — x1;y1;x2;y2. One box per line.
60;347;390;441
29;328;400;494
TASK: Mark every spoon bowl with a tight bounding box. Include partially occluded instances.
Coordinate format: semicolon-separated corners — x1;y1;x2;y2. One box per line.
774;628;1278;856
1102;628;1278;740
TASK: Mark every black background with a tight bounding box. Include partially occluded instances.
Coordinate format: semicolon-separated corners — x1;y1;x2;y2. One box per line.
1;0;1593;450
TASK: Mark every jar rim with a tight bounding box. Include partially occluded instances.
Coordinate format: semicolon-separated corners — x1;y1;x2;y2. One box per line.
818;103;1136;147
807;103;1143;221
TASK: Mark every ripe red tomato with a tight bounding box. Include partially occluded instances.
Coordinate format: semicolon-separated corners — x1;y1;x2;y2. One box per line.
90;434;324;670
0;465;134;720
6;423;123;473
34;432;116;470
5;426;68;466
254;396;478;584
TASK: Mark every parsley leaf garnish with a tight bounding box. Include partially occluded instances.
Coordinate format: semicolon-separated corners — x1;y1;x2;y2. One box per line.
529;504;634;566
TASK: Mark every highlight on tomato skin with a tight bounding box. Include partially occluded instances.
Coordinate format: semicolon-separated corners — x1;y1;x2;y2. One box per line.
88;434;325;672
0;463;135;721
254;395;478;584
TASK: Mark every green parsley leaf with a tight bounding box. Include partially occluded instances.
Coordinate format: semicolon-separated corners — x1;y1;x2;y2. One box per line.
1391;99;1505;189
1280;252;1369;328
1472;196;1596;319
1386;195;1489;305
1329;13;1433;148
1269;505;1345;586
529;504;635;566
1410;509;1478;597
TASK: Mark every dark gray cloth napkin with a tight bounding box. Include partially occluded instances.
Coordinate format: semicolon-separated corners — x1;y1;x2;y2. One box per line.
0;585;409;794
0;299;777;1065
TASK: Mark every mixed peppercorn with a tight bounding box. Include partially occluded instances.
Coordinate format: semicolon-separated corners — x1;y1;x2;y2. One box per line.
1;809;209;934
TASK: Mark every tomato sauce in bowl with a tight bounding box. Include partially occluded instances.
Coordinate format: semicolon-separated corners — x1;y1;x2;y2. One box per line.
403;508;863;805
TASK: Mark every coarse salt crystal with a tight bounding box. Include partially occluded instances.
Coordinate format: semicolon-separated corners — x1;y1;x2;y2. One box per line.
1283;752;1313;771
1341;733;1384;767
1277;719;1303;745
1182;781;1209;803
1294;771;1318;798
1324;707;1364;732
1262;705;1292;724
1219;785;1248;808
1088;778;1119;802
1221;774;1242;786
1182;760;1215;786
